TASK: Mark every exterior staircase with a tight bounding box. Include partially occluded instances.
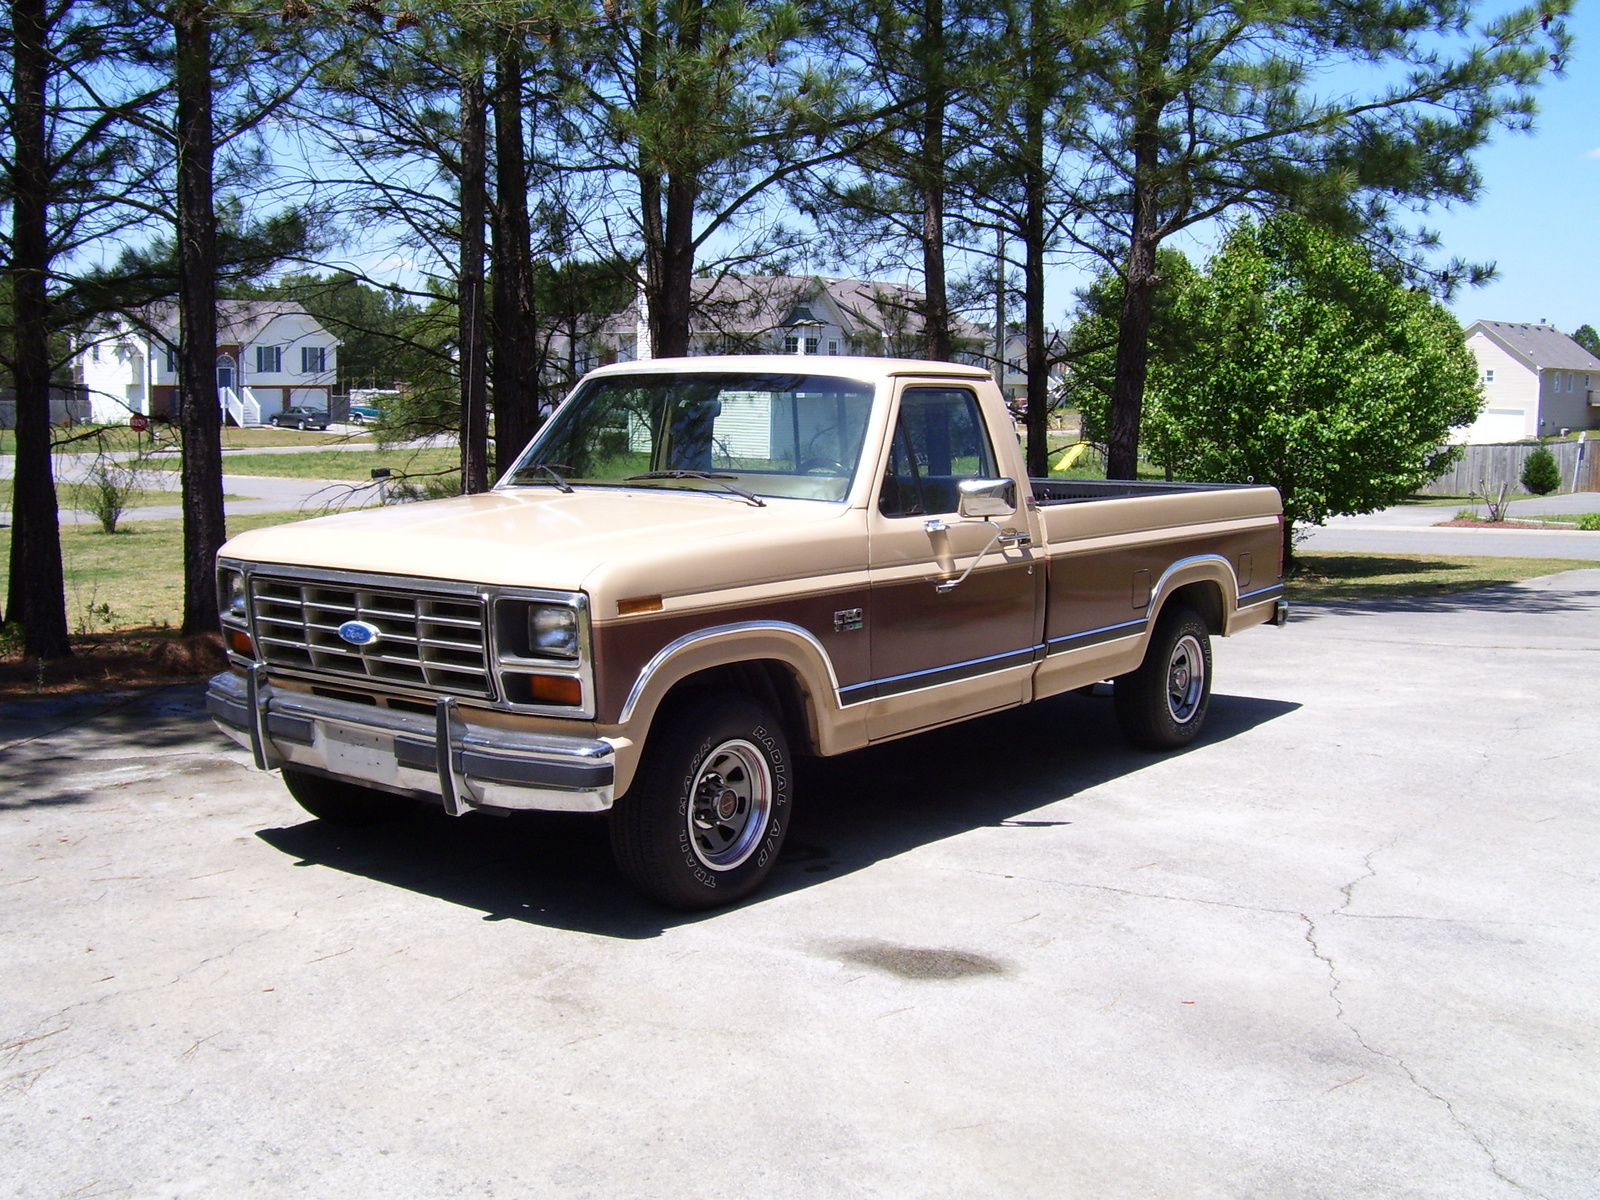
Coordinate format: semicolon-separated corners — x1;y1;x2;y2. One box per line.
221;386;263;427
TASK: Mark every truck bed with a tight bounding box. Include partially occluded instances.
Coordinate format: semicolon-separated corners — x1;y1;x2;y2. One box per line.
1029;478;1249;505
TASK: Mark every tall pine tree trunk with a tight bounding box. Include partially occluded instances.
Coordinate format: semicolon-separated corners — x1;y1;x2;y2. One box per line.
1105;128;1161;481
1020;0;1050;479
6;0;70;657
175;0;225;637
918;0;949;361
655;174;697;357
491;42;539;475
458;68;490;493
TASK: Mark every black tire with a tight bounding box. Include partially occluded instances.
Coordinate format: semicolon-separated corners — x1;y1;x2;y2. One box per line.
295;419;307;430
282;768;411;825
1114;604;1213;751
610;692;792;910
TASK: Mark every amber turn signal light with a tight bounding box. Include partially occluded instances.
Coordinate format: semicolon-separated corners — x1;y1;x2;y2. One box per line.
228;629;255;657
507;672;582;706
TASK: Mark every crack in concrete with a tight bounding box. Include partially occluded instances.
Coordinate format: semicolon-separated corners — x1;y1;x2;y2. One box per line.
1300;913;1545;1199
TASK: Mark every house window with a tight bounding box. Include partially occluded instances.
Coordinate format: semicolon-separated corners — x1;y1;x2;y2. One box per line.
256;345;282;373
828;340;840;356
301;346;326;373
1483;369;1494;384
783;334;799;354
805;336;819;355
165;347;177;373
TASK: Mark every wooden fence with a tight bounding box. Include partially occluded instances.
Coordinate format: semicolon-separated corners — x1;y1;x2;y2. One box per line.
1418;438;1600;496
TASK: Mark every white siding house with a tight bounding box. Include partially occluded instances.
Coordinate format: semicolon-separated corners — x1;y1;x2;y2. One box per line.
73;300;340;426
1461;321;1600;443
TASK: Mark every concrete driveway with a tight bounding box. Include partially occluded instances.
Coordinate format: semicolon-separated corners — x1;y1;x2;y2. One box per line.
2;572;1597;1199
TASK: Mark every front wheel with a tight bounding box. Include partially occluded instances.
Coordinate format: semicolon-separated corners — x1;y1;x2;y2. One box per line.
282;768;413;825
1114;605;1213;751
609;692;792;910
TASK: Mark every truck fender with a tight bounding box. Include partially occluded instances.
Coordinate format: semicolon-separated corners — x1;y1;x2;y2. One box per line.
611;621;861;795
1145;554;1239;638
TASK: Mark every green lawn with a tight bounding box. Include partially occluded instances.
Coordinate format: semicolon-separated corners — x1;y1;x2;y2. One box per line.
0;425;374;457
199;447;459;480
1288;552;1599;602
0;512;308;632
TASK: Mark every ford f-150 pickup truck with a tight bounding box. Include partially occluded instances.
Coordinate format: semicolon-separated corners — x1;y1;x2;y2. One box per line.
207;356;1286;908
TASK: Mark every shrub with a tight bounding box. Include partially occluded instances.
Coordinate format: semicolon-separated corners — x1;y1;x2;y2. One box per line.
1578;512;1600;532
1521;445;1561;496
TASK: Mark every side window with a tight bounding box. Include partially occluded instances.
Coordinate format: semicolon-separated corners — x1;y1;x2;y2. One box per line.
878;388;998;517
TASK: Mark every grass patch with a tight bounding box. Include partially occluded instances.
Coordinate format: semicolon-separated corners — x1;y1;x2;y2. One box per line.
3;424;373;456
200;447;459;480
1288;552;1599;602
55;483;247;511
0;511;309;632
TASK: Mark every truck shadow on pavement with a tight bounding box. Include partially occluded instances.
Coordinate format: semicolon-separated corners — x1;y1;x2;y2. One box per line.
255;689;1298;940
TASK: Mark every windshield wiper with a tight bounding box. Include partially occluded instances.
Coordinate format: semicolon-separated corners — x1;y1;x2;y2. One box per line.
625;470;766;507
524;462;574;493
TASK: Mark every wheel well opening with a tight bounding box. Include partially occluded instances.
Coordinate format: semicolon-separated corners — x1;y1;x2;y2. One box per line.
1165;580;1225;634
653;660;816;756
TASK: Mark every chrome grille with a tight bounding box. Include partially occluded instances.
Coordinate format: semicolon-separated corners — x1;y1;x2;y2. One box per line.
250;575;492;698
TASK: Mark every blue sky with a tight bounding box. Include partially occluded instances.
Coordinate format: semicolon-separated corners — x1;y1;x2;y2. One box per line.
1429;1;1600;333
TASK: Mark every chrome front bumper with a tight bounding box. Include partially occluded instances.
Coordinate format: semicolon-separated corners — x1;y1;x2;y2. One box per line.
206;668;617;814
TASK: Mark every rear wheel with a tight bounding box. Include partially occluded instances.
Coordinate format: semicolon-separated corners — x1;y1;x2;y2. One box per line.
1114;604;1212;751
282;768;412;825
610;692;792;910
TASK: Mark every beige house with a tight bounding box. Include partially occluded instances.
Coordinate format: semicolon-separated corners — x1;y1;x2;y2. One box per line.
1461;321;1600;443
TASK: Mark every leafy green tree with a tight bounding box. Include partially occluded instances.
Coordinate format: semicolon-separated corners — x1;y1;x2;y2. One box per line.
1520;444;1560;496
1063;247;1198;451
1571;324;1599;357
1142;216;1481;565
1057;0;1571;481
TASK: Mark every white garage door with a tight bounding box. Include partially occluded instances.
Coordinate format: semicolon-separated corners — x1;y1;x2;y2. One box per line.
1467;408;1529;443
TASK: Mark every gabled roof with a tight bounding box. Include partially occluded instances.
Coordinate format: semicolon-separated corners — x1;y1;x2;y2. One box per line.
603;273;985;342
1467;320;1600;373
109;299;332;346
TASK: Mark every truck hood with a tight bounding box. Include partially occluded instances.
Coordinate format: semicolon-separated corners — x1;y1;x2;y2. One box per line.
220;487;854;593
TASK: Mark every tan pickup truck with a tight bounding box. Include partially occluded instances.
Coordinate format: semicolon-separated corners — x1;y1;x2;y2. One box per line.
207;356;1286;908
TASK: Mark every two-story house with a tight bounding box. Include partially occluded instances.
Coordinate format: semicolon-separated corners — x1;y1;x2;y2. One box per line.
1461;320;1600;443
594;274;992;365
74;300;340;426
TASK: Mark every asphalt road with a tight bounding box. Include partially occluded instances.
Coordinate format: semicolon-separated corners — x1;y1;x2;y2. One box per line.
3;571;1596;1198
1299;493;1600;560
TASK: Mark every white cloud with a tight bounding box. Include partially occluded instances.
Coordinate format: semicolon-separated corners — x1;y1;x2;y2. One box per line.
1588;147;1600;159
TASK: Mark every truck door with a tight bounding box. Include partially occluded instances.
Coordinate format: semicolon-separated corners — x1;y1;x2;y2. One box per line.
863;385;1040;740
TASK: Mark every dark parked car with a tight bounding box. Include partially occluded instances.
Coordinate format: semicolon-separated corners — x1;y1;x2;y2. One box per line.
347;403;382;425
269;406;331;430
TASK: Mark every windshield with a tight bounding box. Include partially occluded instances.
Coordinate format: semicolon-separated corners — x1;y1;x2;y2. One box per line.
504;372;877;503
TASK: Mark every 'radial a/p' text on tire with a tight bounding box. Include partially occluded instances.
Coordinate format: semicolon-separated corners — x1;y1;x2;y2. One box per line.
609;692;792;910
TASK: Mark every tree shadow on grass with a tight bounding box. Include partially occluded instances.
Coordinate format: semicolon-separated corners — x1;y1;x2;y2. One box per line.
255;689;1299;941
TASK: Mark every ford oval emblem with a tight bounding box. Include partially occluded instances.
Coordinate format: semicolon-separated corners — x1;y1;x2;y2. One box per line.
338;620;382;647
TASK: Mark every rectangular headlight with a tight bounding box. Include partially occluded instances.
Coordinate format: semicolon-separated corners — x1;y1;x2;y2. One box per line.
528;603;579;660
217;567;246;623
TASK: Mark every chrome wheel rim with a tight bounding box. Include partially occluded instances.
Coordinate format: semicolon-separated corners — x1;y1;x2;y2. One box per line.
688;738;773;871
1166;633;1206;724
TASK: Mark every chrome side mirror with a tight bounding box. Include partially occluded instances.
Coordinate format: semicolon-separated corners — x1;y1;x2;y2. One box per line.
957;477;1017;519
